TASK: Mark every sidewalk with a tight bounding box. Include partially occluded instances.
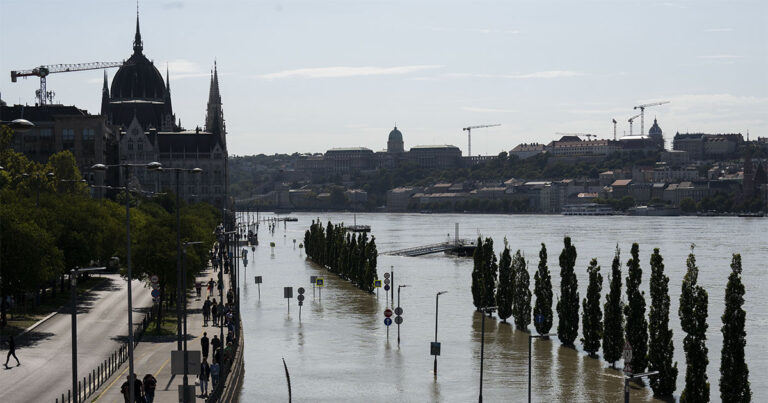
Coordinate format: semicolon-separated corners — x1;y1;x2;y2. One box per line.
90;265;231;403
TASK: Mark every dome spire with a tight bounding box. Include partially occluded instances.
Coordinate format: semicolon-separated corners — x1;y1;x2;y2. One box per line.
133;1;143;54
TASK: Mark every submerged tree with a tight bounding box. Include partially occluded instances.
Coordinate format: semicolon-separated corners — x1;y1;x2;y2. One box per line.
481;238;498;310
602;246;624;367
679;246;709;403
471;236;484;311
720;253;751;403
581;258;603;357
533;243;553;335
512;250;531;330
648;248;677;398
556;236;579;346
625;243;648;374
496;241;513;323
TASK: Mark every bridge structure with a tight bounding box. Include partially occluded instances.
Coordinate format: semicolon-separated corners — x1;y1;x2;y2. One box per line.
383;239;476;257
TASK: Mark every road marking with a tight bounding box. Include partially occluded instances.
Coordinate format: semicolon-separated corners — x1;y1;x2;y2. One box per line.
154;356;170;377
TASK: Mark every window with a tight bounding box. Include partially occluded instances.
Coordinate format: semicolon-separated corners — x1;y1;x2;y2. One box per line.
62;129;75;150
39;128;54;152
82;128;95;154
137;141;143;151
128;140;134;151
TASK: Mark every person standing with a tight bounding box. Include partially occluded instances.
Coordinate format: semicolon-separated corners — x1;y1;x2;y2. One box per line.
4;335;20;367
211;300;219;326
143;373;156;403
211;334;221;359
201;332;210;359
202;298;211;326
207;278;215;296
195;281;202;299
199;357;211;398
210;360;220;390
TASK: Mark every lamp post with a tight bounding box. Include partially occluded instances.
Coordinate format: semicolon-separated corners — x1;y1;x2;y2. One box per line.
478;306;497;403
528;333;556;402
396;284;408;345
433;291;447;377
91;161;162;403
152;166;203;352
181;241;202;402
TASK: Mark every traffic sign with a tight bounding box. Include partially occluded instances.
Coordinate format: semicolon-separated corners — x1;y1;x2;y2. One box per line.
383;272;390;279
535;314;544;324
384;317;392;326
151;289;160;298
150;275;159;283
430;342;441;356
394;307;403;315
373;280;382;288
298;287;305;295
384;308;393;318
151;282;161;290
316;278;324;287
254;276;262;284
394;316;403;325
297;294;305;302
622;341;633;362
383;278;390;285
384;284;390;291
284;287;293;298
310;276;317;284
623;364;632;375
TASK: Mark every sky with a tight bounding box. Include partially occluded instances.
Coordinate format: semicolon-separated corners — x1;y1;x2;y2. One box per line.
1;0;766;156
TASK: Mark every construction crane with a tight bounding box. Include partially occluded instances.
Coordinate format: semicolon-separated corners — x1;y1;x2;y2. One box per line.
628;113;641;136
612;119;617;140
633;101;670;135
11;61;126;105
462;124;500;157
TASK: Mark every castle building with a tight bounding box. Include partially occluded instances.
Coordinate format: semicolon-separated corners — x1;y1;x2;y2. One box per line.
102;13;228;208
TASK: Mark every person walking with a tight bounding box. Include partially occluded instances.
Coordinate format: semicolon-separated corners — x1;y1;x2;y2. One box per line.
202;298;211;326
211;360;220;390
142;373;156;403
199;357;211;398
4;335;20;367
211;334;221;359
201;332;210;359
207;278;215;296
195;281;202;299
211;299;219;326
120;373;145;403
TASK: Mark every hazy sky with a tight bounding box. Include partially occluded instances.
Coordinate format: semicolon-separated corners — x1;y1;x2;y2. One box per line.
1;0;766;156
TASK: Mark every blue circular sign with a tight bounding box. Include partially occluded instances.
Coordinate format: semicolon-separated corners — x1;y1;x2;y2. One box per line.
384;284;390;291
384;317;392;326
535;314;544;324
151;289;160;298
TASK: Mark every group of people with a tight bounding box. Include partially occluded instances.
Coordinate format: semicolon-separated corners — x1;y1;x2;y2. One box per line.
120;373;156;403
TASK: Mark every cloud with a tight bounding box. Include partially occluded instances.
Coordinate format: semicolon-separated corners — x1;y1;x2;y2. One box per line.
163;59;212;80
258;65;444;79
704;28;733;32
462;106;516;113
447;70;584;79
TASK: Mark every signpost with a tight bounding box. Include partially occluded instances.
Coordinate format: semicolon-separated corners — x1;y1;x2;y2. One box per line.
315;277;324;301
297;287;305;320
384;308;393;340
284;287;293;313
383;273;391;305
373;279;382;298
310;276;317;298
254;276;262;299
150;275;160;304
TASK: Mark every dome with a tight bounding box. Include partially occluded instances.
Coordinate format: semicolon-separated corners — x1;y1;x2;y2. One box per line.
388;126;403;142
648;118;662;136
110;52;166;100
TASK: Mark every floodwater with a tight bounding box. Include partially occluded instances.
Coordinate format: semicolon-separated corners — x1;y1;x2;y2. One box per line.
239;213;767;402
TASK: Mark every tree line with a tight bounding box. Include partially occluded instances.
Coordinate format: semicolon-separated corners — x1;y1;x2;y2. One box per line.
0;125;218;330
471;236;751;402
303;220;379;293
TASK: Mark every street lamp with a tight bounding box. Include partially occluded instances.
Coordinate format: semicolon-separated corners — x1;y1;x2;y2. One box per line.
90;161;161;403
433;291;448;378
396;284;408;345
478;306;497;403
528;333;556;402
181;241;202;402
151;166;203;352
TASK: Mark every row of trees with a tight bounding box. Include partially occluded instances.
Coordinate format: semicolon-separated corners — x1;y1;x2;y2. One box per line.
0;125;218;329
303;221;379;292
470;236;751;401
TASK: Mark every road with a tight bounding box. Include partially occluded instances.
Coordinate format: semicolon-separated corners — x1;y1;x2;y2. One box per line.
0;273;152;403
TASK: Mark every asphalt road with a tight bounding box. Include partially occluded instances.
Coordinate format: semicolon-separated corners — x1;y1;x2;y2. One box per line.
0;273;152;403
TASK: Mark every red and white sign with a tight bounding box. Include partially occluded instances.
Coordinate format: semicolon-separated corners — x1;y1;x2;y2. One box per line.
384;308;393;318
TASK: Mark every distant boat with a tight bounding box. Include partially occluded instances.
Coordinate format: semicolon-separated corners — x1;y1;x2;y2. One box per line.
561;203;614;216
346;214;371;232
628;205;680;216
737;212;764;218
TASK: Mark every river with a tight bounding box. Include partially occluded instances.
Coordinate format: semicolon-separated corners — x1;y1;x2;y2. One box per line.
238;212;767;402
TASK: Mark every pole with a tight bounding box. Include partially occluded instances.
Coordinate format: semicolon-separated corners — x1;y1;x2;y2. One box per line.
479;312;485;403
434;293;439;377
397;287;401;345
182;247;189;402
528;336;532;403
125;167;135;403
624;376;630;403
71;268;78;403
176;169;182;352
390;267;394;306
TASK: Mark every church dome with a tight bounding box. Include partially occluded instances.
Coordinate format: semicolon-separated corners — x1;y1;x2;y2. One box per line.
110;52;166;100
388;126;403;142
648;118;662;136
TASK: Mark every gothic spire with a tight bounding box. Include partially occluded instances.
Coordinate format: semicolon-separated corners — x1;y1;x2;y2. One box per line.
102;70;109;93
133;4;143;54
166;64;170;92
208;60;221;105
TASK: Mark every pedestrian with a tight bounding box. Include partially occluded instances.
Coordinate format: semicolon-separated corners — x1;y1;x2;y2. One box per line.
201;332;210;359
208;278;215;296
211;360;221;389
4;335;20;367
211;301;219;326
199;357;211;397
202;299;211;326
143;373;156;403
195;281;202;299
211;334;221;357
120;373;145;403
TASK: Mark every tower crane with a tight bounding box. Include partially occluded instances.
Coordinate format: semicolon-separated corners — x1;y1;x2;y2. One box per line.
11;61;127;105
462;124;500;157
628;113;641;136
633;101;670;135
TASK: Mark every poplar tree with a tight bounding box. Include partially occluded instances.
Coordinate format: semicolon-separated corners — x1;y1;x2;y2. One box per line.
581;258;602;357
602;246;624;367
533;243;553;335
496;241;513;322
512;250;531;330
624;243;648;374
482;238;498;310
679;246;709;403
720;253;751;402
556;236;579;346
648;248;677;397
471;236;484;310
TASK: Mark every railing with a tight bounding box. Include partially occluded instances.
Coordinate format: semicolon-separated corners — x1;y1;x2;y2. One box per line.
54;310;153;403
